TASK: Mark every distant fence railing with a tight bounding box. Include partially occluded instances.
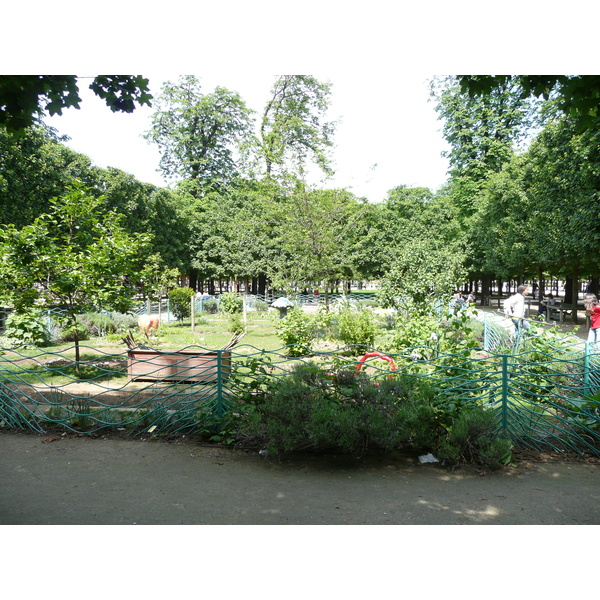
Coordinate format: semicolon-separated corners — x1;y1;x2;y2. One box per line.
132;292;379;319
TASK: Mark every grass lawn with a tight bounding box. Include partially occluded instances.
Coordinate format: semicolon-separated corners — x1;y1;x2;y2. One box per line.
154;312;284;351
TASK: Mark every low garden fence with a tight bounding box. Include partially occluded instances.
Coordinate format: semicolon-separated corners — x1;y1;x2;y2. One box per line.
1;335;599;456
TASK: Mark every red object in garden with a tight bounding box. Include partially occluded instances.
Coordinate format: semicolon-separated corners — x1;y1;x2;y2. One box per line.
356;352;396;373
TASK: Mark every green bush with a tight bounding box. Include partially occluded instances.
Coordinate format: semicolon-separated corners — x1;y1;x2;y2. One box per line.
337;308;377;350
232;363;442;456
274;308;315;356
61;321;90;342
436;407;512;470
254;300;269;312
382;312;440;351
202;299;218;314
80;312;118;336
219;292;243;314
168;287;195;323
4;310;49;346
228;312;245;336
109;312;138;332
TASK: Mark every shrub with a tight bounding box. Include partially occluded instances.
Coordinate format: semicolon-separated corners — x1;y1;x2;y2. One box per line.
274;308;315;356
219;292;243;314
337;308;377;350
312;308;337;340
4;310;49;346
436;407;512;470
382;312;440;351
80;312;118;336
254;300;269;312
232;362;442;456
357;299;378;309
228;312;245;336
168;287;195;323
109;312;138;332
202;299;218;314
61;321;90;342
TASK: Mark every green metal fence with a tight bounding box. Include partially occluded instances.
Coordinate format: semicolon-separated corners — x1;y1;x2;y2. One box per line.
1;334;599;455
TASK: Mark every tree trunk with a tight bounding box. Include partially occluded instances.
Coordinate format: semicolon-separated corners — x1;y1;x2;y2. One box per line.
571;265;579;324
538;267;544;301
481;274;491;305
258;273;267;297
188;269;198;291
564;277;573;303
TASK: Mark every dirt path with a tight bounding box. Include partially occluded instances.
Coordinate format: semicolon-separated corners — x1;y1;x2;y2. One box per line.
1;431;598;525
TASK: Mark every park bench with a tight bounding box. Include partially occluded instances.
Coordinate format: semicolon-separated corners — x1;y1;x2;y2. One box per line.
545;302;590;326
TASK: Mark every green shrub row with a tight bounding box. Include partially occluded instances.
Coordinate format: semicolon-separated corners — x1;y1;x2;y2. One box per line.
274;306;378;355
228;362;512;470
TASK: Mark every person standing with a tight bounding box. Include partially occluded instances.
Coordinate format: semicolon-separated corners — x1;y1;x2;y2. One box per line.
504;284;530;336
584;293;600;349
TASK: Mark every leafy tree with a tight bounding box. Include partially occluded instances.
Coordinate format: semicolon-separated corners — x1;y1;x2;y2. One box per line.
470;155;533;281
182;190;231;291
0;75;152;134
144;76;254;194
168;287;195;324
430;76;539;297
217;178;282;295
349;186;462;285
138;253;180;304
89;166;156;232
255;75;336;179
0;184;153;363
431;75;538;185
143;187;192;273
272;185;361;302
0;125;96;227
377;237;466;312
521;117;600;317
458;75;600;132
466;113;600;320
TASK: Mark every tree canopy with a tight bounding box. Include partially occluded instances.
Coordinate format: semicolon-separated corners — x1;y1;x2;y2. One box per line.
144;76;254;194
457;75;600;132
1;73;598;322
0;75;153;134
256;75;336;179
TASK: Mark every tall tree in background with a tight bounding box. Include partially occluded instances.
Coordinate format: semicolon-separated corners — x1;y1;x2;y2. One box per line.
431;76;538;185
273;185;360;302
0;125;97;227
430;76;539;298
257;75;336;180
144;76;254;195
523;117;600;318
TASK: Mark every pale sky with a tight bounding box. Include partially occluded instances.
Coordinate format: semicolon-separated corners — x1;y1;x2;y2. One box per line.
43;73;451;202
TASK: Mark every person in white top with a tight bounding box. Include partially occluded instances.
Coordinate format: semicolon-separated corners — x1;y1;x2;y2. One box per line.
504;284;530;335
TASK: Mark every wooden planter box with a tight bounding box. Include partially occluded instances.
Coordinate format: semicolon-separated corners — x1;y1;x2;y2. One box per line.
127;349;231;383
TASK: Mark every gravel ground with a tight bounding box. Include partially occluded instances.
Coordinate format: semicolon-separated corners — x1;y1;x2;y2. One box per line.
1;430;599;525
